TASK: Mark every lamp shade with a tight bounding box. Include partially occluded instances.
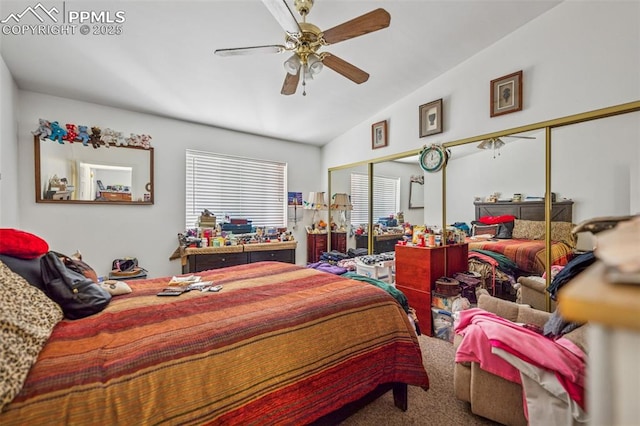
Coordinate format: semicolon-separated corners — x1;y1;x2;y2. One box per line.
304;192;327;210
330;193;353;210
307;54;323;76
284;53;301;75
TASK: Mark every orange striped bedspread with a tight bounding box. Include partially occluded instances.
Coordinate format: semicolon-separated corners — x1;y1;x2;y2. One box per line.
1;261;429;425
468;239;574;275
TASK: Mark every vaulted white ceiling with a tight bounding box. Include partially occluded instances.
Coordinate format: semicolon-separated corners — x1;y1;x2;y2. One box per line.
0;0;561;146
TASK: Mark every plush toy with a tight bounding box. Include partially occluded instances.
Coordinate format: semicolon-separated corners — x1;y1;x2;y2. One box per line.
75;125;90;146
139;134;152;149
63;124;78;143
114;131;126;146
48;121;67;143
89;127;102;149
32;118;52;140
126;133;140;147
100;128;116;146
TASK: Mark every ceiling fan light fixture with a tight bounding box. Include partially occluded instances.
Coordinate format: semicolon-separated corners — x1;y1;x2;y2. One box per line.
477;138;505;150
303;64;314;81
307;54;323;76
284;54;301;75
478;137;505;159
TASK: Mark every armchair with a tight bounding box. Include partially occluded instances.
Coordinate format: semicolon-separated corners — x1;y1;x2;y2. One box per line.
453;289;587;425
517;276;557;312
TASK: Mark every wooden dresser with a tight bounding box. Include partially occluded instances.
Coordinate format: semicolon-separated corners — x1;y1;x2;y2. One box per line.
331;232;347;254
355;234;404;254
307;232;327;263
395;243;469;336
181;242;296;273
100;191;132;202
474;200;573;222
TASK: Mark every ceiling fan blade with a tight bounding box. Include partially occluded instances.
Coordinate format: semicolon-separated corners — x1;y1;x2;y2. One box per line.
281;70;300;95
214;45;286;57
262;0;302;37
322;8;391;45
322;54;369;84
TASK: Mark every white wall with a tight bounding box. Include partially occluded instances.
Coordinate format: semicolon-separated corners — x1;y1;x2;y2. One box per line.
322;1;640;225
15;92;322;278
0;54;19;226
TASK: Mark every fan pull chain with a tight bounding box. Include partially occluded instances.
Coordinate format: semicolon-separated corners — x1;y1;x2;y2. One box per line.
302;66;307;96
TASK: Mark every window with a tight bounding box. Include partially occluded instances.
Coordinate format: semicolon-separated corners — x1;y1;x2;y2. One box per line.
350;173;400;225
185;150;287;229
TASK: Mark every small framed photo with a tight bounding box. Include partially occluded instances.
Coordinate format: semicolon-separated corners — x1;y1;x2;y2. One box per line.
371;120;388;149
490;70;523;117
419;98;443;138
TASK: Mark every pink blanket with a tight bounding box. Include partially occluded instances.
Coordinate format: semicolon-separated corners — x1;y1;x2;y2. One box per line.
455;308;586;409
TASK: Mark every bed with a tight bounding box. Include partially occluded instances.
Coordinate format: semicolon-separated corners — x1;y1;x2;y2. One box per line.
467;238;574;275
0;260;429;425
465;200;576;296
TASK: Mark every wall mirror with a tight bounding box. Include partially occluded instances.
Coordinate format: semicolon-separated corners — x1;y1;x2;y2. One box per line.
408;173;424;209
34;136;154;205
328;164;368;253
328;100;638;308
445;129;544;225
550;109;640;249
369;158;423;253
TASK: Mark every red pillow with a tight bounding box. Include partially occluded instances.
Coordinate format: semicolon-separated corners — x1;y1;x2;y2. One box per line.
478;215;516;225
0;228;49;259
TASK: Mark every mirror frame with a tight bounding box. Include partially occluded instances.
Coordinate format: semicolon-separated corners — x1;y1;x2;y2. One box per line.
34;136;155;205
329;99;640;308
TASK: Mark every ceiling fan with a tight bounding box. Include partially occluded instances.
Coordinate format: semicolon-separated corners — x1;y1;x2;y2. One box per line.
477;135;536;158
214;0;391;96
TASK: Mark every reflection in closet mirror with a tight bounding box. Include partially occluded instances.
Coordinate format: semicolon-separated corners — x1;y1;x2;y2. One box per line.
328;164;368;252
34;136;154;205
373;157;424;226
329;101;640;272
445;130;544;227
551;110;640;251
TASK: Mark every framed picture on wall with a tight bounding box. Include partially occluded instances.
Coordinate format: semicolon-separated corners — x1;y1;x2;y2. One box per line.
371;120;388;149
490;70;523;117
419;98;443;137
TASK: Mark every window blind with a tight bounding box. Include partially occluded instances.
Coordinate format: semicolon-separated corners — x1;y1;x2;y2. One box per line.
185;150;287;229
350;173;400;226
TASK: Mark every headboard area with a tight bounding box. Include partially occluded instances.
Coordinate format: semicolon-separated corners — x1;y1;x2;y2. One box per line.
474;200;574;222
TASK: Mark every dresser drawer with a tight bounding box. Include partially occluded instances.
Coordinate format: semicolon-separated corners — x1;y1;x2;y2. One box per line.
192;252;248;271
248;249;295;264
101;192;132;201
396;285;432;337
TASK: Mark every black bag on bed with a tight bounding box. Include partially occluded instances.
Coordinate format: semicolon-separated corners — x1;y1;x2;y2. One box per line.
40;251;111;320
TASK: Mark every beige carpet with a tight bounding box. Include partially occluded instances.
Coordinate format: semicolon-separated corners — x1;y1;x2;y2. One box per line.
339;335;500;425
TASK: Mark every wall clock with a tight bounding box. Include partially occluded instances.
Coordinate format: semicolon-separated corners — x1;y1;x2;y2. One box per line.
419;144;449;173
